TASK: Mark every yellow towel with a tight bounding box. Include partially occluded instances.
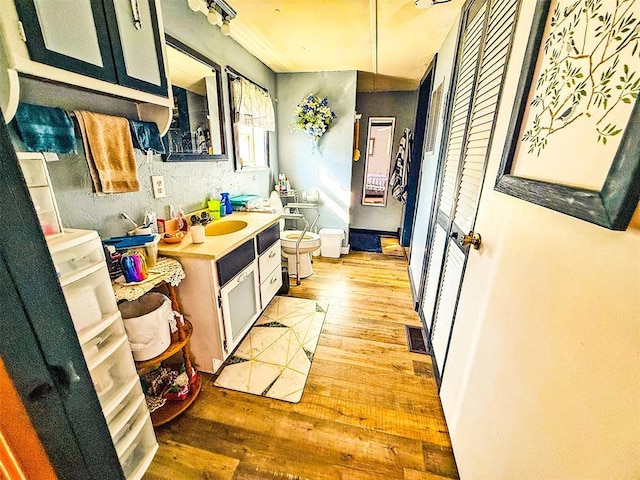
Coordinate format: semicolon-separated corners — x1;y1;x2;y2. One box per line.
74;111;140;194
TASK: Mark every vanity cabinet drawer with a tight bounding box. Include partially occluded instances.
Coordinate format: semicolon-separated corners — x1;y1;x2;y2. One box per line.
217;239;256;286
260;264;282;309
256;222;280;254
258;240;281;283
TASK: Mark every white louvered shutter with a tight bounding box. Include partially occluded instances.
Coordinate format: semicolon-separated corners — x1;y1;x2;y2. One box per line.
422;0;520;376
421;1;487;328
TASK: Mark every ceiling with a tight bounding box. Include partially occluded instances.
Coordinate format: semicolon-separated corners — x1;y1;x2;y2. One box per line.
223;0;465;92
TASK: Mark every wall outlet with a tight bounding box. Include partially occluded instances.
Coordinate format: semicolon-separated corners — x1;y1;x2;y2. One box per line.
152;175;166;198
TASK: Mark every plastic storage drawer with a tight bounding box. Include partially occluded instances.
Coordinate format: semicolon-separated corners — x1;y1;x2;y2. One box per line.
61;266;119;334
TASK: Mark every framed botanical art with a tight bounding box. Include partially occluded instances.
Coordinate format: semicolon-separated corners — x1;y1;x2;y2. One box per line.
495;0;640;230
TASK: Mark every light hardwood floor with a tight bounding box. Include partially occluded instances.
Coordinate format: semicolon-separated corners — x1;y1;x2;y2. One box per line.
144;249;458;480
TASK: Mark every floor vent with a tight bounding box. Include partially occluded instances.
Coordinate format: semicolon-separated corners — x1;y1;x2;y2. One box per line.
405;325;429;354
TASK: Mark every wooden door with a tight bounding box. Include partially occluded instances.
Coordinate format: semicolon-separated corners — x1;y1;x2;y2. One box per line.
420;0;521;380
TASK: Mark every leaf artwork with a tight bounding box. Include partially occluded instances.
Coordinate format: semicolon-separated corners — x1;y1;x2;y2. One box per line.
523;0;640;155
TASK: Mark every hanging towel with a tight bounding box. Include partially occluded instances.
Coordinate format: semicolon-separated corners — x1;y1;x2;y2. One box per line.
74;111;140;194
14;103;76;153
389;128;413;203
129;120;165;154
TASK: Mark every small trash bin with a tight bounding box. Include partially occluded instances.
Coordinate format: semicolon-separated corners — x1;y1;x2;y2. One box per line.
117;292;173;361
319;228;344;258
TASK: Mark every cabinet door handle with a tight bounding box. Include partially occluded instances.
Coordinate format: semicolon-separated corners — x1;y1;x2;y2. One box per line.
270;276;278;284
237;271;250;283
269;251;276;258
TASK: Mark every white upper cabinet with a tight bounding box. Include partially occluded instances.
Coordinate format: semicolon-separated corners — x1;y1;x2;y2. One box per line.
0;0;172;132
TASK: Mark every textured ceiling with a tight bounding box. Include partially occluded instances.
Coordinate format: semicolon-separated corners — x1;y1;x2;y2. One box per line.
224;0;465;91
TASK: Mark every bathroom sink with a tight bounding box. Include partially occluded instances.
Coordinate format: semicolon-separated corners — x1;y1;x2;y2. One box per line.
205;220;248;236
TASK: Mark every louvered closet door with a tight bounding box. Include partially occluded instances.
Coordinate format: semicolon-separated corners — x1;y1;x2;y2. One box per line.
421;0;520;378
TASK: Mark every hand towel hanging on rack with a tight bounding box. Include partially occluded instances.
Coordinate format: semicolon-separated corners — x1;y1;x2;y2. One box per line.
389;128;412;203
74;111;140;194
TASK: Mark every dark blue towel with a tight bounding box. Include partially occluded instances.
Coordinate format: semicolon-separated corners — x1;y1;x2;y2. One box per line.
129;120;165;154
14;103;76;153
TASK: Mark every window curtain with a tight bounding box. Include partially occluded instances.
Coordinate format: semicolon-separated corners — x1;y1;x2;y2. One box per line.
230;78;275;131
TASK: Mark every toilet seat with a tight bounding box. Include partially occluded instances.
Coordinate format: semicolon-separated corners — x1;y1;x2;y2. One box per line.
280;230;321;254
280;230;321;279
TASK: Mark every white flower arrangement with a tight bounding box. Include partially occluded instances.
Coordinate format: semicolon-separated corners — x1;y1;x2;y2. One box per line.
291;94;337;142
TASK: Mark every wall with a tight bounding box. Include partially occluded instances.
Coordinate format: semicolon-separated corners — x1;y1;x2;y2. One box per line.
408;17;459;296
351;90;417;232
276;71;357;237
438;1;640;478
12;0;278;238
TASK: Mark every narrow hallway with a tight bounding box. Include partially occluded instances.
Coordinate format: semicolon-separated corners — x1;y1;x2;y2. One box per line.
145;250;458;479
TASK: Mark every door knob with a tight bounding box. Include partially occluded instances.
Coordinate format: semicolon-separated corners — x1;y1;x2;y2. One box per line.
461;232;482;249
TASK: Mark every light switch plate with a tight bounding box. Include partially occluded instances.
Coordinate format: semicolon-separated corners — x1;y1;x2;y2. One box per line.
152;175;166;198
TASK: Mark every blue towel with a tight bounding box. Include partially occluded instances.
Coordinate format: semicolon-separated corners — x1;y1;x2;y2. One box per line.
14;103;76;153
129;120;165;154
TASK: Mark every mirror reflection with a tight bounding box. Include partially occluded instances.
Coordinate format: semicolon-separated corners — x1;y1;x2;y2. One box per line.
362;117;396;206
163;37;227;161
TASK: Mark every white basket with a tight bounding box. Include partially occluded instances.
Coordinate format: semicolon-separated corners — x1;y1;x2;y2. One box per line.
118;293;172;361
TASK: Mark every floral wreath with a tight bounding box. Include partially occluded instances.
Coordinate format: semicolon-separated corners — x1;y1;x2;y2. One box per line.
291;94;336;142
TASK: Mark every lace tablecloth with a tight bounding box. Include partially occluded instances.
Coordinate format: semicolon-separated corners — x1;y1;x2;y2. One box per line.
112;257;185;302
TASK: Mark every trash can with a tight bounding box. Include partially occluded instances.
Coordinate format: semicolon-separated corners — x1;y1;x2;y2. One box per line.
117;292;173;361
319;228;344;258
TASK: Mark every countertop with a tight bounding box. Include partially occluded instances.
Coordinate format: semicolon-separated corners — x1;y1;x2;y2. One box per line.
157;211;281;260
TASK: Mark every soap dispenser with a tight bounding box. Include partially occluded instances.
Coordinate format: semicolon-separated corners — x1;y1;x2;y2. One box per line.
220;192;232;215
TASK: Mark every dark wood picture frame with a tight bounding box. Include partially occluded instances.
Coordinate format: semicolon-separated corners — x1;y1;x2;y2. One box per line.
494;1;640;231
162;35;228;162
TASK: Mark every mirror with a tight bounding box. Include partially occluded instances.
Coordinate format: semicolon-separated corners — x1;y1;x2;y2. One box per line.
362;117;396;206
162;36;227;162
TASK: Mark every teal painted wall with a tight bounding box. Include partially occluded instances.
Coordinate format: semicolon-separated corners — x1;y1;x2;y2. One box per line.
352;90;418;233
275;71;357;240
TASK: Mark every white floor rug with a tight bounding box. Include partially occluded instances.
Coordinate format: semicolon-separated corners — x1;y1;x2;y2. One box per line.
214;296;328;403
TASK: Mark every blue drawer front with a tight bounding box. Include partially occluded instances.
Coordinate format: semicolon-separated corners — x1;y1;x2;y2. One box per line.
217;239;256;286
257;223;280;255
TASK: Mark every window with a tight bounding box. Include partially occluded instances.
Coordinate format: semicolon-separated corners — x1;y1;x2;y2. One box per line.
228;73;274;170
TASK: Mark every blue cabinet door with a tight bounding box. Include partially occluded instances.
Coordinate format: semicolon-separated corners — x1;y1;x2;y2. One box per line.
0;113;125;479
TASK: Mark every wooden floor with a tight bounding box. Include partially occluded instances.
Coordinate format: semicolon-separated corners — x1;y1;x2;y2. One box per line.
144;248;458;480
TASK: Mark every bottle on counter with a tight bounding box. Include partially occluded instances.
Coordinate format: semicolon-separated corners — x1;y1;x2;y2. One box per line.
177;207;189;232
221;192;232;215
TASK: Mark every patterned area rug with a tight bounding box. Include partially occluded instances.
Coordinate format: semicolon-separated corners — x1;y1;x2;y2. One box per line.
214;296;328;403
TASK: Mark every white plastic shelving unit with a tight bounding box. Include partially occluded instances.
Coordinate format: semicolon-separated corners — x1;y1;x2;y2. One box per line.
46;228;158;479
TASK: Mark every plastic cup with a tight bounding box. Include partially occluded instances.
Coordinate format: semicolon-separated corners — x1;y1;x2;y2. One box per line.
145;242;158;267
208;199;220;213
191;225;205;244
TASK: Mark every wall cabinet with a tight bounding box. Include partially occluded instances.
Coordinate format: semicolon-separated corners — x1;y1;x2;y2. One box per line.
14;0;167;96
0;0;172;132
169;224;282;373
47;229;157;479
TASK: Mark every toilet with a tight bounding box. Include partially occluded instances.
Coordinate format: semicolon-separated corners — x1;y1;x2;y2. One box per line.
280;230;321;278
269;191;321;279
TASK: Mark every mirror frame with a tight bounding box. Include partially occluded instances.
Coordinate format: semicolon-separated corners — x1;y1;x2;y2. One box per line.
162;35;228;162
362;116;396;207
